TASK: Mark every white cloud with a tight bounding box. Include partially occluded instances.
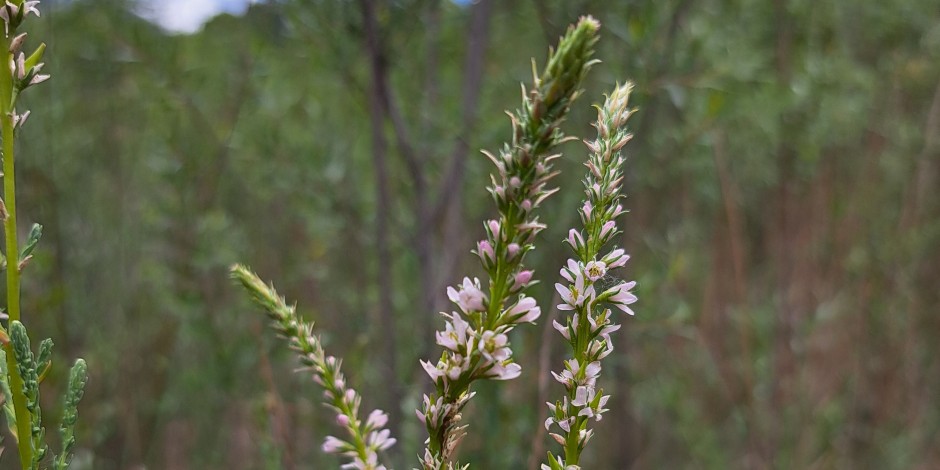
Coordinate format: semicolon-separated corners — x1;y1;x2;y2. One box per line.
136;0;256;34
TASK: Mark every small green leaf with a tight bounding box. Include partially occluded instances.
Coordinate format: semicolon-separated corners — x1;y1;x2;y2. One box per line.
36;338;53;383
19;223;42;262
23;43;45;71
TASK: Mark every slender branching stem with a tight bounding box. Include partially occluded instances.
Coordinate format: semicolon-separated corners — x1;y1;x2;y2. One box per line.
1;27;33;469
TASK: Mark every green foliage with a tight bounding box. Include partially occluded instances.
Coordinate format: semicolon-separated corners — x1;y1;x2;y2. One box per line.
10;321;47;468
55;359;88;470
3;0;936;468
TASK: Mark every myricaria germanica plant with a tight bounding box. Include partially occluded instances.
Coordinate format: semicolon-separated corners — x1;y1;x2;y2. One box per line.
0;1;89;469
232;15;641;470
543;83;638;470
417;17;599;470
230;265;396;470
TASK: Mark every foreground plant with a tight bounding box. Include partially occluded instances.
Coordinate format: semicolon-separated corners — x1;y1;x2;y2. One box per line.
233;14;643;470
416;16;600;470
230;265;396;470
0;1;89;469
543;83;637;469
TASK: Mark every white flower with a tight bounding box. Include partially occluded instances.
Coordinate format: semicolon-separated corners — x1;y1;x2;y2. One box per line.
583;361;601;386
584;260;606;282
416;394;447;427
478;330;511;363
571;385;595;407
555;270;595;311
588;336;616;360
552;319;570;340
551;359;577;386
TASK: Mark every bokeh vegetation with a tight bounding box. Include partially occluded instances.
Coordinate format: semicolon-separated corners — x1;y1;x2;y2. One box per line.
5;0;939;468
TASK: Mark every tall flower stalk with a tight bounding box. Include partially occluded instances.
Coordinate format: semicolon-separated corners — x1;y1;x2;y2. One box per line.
417;17;600;470
543;83;638;469
231;264;396;470
0;2;88;469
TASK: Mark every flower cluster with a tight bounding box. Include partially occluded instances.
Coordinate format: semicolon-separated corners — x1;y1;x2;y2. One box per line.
416;17;600;470
230;265;395;470
543;83;638;470
316;357;396;470
2;1;47;130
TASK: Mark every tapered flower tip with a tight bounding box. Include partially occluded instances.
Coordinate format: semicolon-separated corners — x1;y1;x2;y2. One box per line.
576;15;600;34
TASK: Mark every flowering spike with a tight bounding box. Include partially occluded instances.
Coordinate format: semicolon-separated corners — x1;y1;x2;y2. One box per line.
545;82;638;468
230;265;395;470
418;16;601;468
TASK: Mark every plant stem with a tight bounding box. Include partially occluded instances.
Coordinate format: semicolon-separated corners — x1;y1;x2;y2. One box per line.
1;37;34;468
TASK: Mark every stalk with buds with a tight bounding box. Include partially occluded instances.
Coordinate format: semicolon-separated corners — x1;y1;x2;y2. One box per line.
417;16;600;470
230;264;396;470
0;2;88;469
542;83;638;469
232;14;642;470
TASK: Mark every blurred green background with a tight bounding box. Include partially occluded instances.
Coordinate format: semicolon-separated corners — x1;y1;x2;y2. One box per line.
5;0;939;468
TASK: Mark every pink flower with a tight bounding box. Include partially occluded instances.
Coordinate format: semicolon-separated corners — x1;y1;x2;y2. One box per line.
555;271;594;311
513;270;533;290
567;229;585;251
476;240;495;265
366;409;389;430
560;258;579;283
322;436;347;454
608;281;637;315
506;296;540;323
421;360;445;383
447;277;486;313
602;248;630;269
599;220;616;239
487;219;501;239
582;201;593;219
611;204;626;218
435;312;470;352
490;362;522;380
367;428;396;451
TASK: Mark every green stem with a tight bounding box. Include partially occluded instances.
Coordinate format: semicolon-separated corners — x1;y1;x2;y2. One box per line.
1;40;34;468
